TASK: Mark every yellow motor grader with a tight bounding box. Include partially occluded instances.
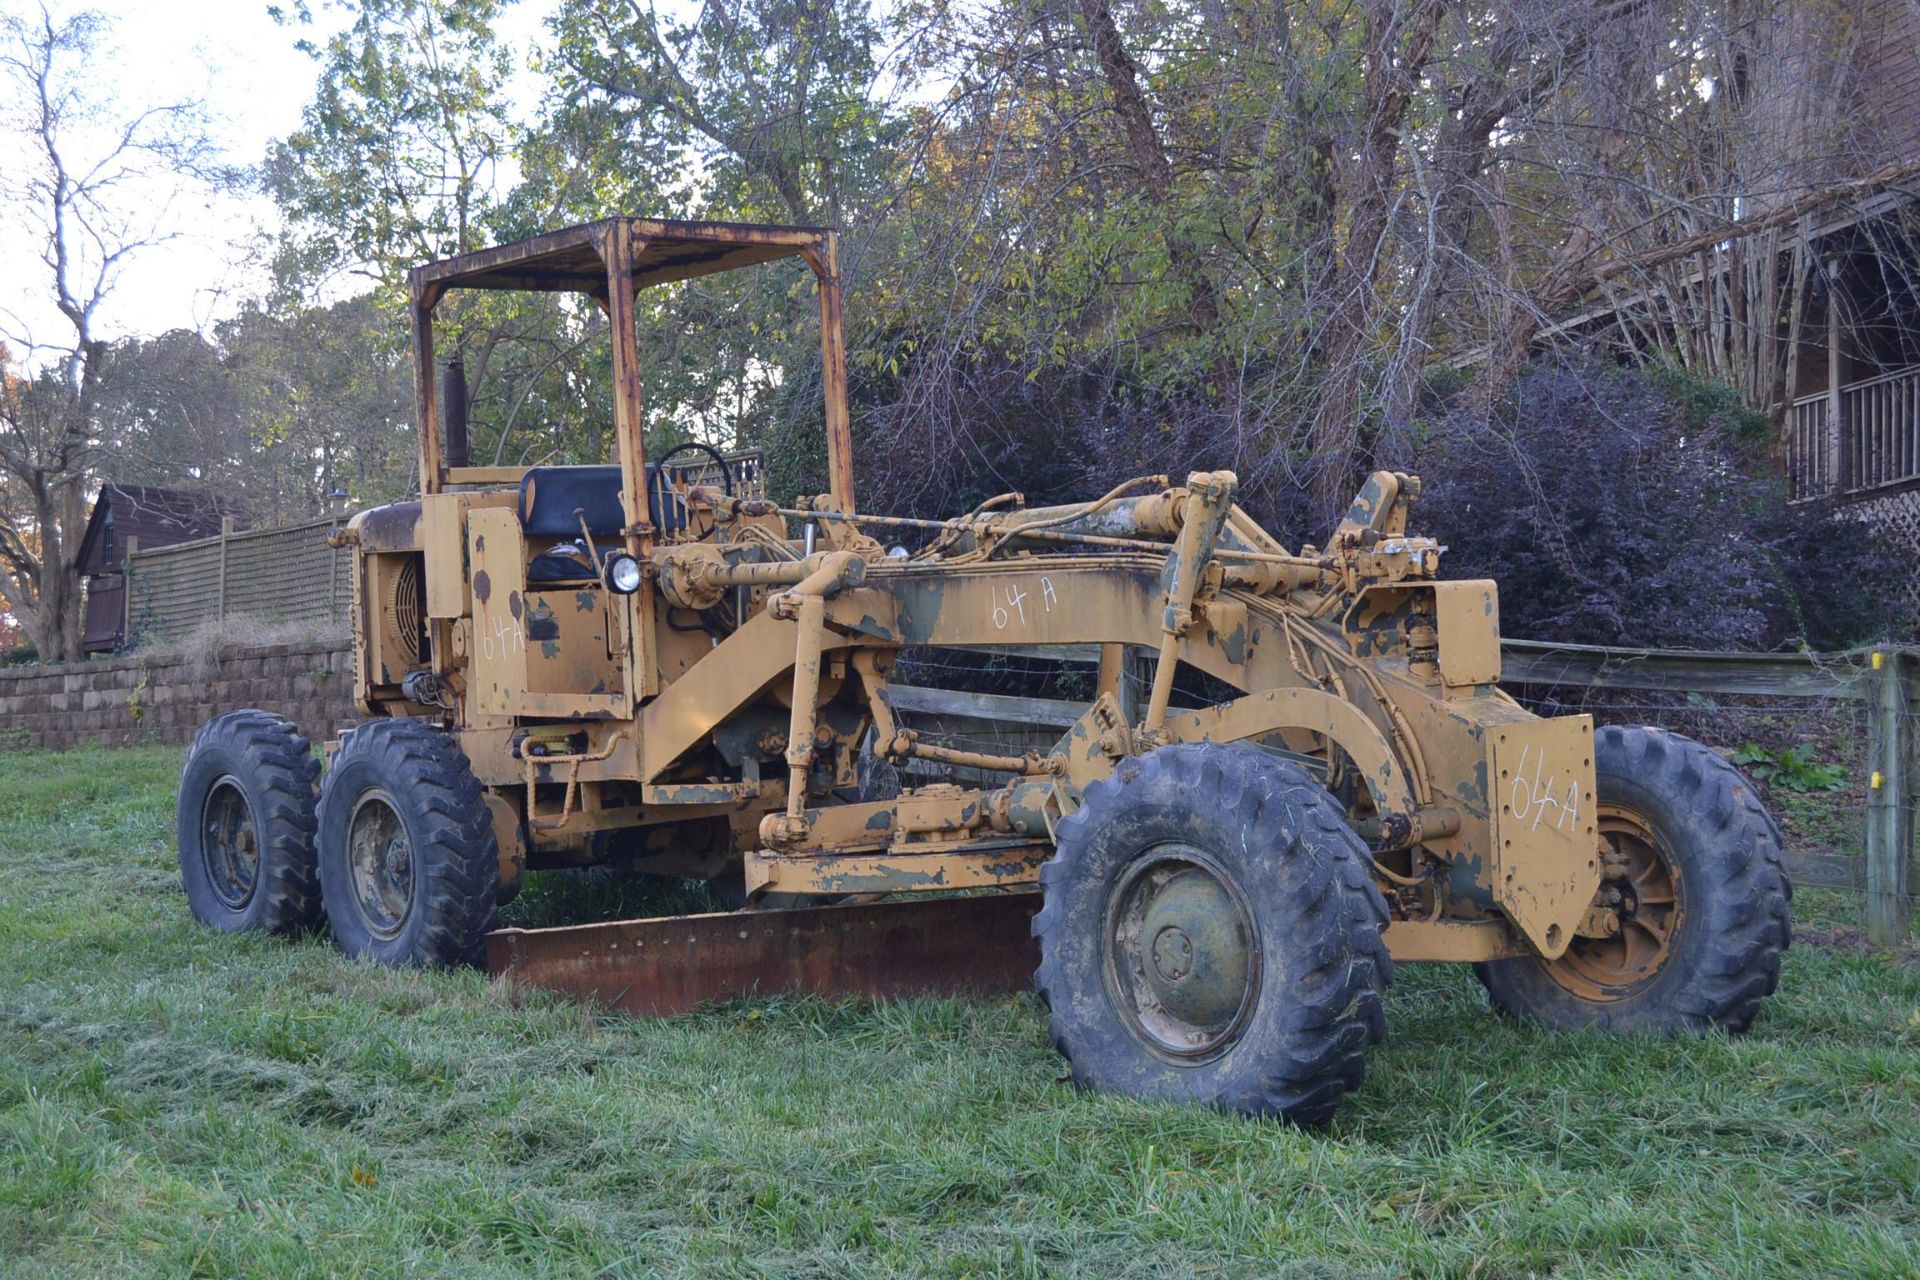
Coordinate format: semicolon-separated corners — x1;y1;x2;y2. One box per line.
176;218;1790;1123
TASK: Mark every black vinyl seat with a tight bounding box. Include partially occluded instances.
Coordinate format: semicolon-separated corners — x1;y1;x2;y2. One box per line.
519;465;628;538
518;465;687;582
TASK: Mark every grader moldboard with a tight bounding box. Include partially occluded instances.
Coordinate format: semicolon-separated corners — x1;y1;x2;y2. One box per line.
177;218;1791;1124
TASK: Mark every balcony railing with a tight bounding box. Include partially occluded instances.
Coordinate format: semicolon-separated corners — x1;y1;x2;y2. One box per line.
1790;366;1920;501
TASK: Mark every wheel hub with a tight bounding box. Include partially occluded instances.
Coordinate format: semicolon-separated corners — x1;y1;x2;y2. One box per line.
1150;925;1194;982
200;776;260;909
346;791;414;940
1107;850;1260;1060
1138;869;1250;1029
1549;804;1682;1001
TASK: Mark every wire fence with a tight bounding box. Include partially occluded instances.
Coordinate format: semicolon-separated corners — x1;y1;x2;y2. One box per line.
125;517;351;648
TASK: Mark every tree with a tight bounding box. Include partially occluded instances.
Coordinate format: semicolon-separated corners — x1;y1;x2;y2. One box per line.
0;7;224;662
537;0;898;479
244;0;1903;624
1405;357;1907;649
270;0;632;481
216;298;417;518
88;303;417;525
547;0;894;227
267;0;512;292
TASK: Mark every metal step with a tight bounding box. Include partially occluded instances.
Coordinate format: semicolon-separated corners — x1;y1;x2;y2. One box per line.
485;892;1043;1017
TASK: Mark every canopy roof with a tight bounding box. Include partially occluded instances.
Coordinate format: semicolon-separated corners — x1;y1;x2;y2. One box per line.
409;217;830;300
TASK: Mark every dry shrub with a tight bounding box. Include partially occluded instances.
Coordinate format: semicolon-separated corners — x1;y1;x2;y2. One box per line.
130;615;349;679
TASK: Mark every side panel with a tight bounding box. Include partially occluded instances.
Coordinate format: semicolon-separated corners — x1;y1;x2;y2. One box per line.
421;492;471;618
1489;716;1600;957
466;507;632;722
468;507;529;719
522;588;630;719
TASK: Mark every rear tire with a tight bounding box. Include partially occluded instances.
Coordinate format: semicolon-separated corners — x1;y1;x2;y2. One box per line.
1476;726;1790;1033
176;710;322;935
317;719;498;967
1033;742;1393;1125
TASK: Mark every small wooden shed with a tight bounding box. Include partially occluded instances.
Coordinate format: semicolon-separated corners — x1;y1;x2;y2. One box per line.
77;485;247;653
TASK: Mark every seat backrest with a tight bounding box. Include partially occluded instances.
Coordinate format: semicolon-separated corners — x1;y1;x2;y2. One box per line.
518;465;692;539
518;466;625;538
518;462;698;537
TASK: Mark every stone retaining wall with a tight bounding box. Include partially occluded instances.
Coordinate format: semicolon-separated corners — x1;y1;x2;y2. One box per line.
0;641;357;752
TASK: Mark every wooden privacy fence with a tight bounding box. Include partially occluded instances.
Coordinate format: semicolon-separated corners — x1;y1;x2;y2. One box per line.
125;517;352;646
115;453;769;649
888;640;1918;946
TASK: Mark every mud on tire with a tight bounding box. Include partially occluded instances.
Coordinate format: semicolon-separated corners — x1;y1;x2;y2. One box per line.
317;718;499;967
177;710;324;935
1476;725;1791;1034
1033;742;1393;1125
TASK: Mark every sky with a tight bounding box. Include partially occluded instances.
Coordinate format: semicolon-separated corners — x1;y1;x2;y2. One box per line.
0;0;556;357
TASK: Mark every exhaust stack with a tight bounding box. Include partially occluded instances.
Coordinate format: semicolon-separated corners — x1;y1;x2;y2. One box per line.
441;356;470;469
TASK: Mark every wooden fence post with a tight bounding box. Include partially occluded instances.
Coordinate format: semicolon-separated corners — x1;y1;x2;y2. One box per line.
1908;650;1918;940
1096;643;1123;707
215;516;235;622
120;535;138;648
1865;646;1912;947
328;525;342;618
1826;256;1845;492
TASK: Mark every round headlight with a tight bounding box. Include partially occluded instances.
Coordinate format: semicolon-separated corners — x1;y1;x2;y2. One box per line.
886;544;910;559
603;552;643;595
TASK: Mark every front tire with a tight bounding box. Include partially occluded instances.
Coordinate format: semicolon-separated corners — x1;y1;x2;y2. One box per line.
176;710;323;935
1033;743;1393;1125
1476;726;1791;1033
317;719;499;966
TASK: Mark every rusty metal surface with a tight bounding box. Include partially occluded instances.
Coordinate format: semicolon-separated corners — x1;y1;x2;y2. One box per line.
486;893;1042;1016
409;217;830;296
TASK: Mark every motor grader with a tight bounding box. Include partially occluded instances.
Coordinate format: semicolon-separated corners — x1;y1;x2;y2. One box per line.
176;217;1791;1123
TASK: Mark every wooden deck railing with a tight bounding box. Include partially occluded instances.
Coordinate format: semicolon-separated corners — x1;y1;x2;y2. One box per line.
1792;365;1920;500
1789;395;1831;500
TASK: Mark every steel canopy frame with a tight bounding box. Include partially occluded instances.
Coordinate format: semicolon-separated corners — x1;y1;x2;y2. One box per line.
404;216;857;515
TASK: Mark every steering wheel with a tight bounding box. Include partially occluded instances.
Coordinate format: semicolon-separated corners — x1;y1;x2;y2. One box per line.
653;441;735;497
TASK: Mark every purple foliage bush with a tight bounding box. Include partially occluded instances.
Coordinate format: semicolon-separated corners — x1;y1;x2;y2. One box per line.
1399;358;1907;651
784;350;1904;651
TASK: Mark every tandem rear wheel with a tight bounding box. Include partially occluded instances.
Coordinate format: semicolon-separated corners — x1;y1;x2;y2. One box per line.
176;710;325;936
315;718;500;967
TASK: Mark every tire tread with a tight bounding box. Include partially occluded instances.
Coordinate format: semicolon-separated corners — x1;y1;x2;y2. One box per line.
177;709;322;935
1033;742;1392;1125
318;718;497;967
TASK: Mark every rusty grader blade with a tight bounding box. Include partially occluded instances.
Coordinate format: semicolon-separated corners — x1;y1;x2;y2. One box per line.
485;893;1042;1017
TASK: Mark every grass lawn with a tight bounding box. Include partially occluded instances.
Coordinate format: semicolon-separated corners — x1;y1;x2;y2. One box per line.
2;745;1917;1279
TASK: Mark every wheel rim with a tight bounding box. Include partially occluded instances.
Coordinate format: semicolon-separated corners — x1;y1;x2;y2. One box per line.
1105;846;1261;1061
346;790;414;940
1544;803;1684;1001
200;776;260;909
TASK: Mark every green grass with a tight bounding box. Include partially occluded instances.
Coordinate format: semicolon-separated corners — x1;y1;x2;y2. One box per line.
2;746;1916;1279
